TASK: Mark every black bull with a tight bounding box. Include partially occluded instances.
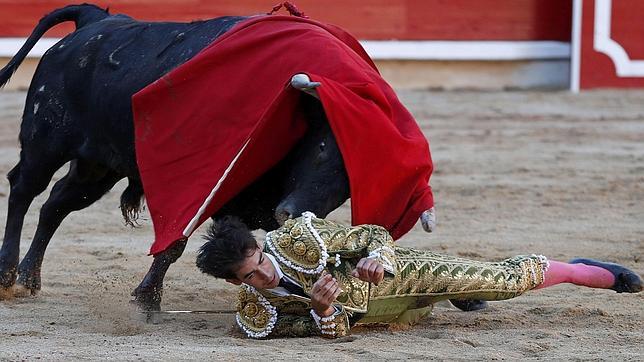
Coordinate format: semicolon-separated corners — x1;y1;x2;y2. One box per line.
0;4;350;310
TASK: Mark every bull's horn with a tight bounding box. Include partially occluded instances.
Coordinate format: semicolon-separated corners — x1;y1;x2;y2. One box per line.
420;207;436;233
291;73;321;99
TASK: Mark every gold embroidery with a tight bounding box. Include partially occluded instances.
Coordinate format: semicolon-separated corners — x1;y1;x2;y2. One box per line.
277;234;292;248
267;220;323;272
293;241;307;256
236;286;278;338
306;250;319;263
371;250;546;302
255;313;268;326
243;303;258;317
250;215;549;336
290;225;303;238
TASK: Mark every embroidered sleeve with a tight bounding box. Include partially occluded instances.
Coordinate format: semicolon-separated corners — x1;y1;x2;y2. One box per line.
309;305;351;339
266;305;350;338
363;225;397;275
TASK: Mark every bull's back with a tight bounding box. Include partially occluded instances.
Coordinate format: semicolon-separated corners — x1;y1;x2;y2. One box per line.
25;14;247;175
55;15;247;95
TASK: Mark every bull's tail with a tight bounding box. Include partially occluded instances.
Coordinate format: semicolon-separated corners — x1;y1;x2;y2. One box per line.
0;4;109;88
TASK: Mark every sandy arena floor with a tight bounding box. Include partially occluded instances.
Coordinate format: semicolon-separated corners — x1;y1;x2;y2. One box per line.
0;89;642;360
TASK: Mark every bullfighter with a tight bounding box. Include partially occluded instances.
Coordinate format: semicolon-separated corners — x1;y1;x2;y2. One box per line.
196;212;642;338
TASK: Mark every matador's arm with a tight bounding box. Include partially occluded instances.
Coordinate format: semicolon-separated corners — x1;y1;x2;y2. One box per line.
236;285;351;339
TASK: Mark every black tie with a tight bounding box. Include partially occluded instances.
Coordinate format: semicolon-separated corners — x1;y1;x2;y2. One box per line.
278;277;306;297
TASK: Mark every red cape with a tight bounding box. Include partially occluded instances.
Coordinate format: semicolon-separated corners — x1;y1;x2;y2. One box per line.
132;15;434;255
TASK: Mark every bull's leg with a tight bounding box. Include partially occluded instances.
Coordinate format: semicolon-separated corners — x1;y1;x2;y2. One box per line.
0;159;63;298
131;239;187;312
14;161;121;296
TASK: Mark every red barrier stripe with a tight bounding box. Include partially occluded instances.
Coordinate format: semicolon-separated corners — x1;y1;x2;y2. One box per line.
0;0;571;40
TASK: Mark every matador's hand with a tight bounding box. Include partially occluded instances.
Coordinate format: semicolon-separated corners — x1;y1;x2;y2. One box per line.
351;257;384;285
311;273;342;317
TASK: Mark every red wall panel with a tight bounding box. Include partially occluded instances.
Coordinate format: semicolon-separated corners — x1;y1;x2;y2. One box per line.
609;1;644;59
579;0;644;89
0;0;572;40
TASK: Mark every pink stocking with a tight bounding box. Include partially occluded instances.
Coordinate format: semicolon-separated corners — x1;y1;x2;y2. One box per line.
536;261;615;289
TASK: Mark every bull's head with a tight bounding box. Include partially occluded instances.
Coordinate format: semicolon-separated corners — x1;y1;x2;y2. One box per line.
271;75;436;233
274;96;350;224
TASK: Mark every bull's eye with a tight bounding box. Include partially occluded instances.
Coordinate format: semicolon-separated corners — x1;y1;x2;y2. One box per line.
319;142;326;152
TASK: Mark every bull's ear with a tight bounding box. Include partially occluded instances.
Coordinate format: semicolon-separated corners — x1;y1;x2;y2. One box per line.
226;278;243;285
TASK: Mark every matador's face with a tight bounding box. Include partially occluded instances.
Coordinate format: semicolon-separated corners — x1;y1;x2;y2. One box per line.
233;247;280;290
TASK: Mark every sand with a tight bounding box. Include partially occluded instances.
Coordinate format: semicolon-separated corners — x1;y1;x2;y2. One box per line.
0;89;642;360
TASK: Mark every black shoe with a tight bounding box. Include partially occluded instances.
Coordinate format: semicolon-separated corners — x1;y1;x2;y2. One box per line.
569;258;643;293
449;299;488;311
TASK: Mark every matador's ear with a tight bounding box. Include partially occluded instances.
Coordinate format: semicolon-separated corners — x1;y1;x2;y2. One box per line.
226;278;243;285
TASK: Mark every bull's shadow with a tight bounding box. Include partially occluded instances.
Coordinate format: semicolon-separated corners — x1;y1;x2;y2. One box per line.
0;4;349;311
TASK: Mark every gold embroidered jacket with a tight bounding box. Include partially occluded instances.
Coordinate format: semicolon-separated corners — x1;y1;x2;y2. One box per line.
235;212;548;339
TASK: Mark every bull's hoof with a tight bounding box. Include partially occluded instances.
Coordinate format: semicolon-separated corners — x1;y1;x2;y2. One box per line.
450;299;488;312
0;285;15;300
131;286;162;312
0;272;17;300
569;258;643;293
0;264;18;289
127;299;162;324
13;284;37;298
15;271;41;297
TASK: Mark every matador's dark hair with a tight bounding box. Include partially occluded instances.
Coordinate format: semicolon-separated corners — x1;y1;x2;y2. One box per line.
196;216;258;279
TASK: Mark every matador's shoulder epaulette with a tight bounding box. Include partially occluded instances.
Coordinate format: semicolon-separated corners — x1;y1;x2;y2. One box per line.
235;284;277;338
265;212;331;275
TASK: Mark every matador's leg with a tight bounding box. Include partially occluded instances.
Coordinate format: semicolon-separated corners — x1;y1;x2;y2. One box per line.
371;250;550;303
371;250;642;304
537;259;642;293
